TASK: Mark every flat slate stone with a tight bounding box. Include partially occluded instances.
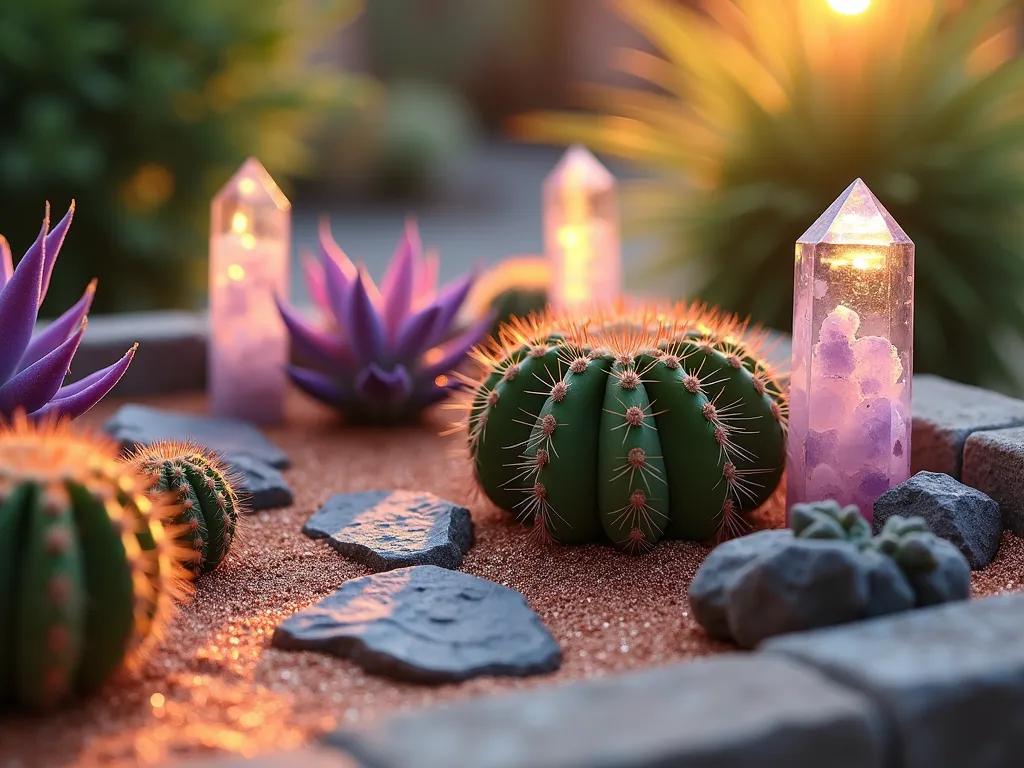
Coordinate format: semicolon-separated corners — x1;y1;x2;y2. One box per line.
303;490;473;571
272;565;560;684
104;404;289;468
763;593;1024;768
873;471;1002;569
963;427;1024;538
911;374;1024;479
323;654;884;768
228;454;294;511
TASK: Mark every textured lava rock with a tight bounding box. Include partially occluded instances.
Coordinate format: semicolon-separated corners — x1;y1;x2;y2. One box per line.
303;490;474;571
902;536;971;607
272;565;560;684
687;529;794;640
873;471;1001;569
104;404;289;467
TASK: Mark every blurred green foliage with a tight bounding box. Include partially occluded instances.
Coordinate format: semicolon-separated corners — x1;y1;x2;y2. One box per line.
0;0;365;313
518;0;1024;391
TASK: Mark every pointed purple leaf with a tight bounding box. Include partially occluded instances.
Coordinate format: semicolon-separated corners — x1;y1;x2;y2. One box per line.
392;304;443;362
354;363;412;406
422;271;477;349
40;201;74;305
0;213;48;381
414;250;439;303
418;315;493;381
275;295;352;370
33;345;136;420
319;217;358;282
346;270;386;366
323;248;357;334
0;237;12;289
302;252;331;315
19;280;95;373
0;323;85;416
287;365;349;408
379;221;418;338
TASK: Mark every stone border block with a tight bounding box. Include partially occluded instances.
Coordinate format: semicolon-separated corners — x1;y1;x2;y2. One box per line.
911;374;1024;479
963;427;1024;537
763;593;1024;768
324;654;884;768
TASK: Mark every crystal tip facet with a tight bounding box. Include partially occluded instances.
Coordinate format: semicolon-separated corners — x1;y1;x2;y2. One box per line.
544;144;616;191
798;178;911;246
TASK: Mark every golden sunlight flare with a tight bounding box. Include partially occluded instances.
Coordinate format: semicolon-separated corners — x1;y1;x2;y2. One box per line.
828;0;870;15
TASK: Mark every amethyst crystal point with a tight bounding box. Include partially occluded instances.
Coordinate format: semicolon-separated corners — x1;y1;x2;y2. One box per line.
278;219;490;424
0;203;135;420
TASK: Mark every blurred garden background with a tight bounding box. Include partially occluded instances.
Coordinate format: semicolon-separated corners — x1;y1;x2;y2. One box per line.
1;0;1024;390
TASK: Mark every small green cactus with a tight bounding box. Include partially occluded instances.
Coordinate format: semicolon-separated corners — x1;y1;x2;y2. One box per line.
789;499;872;544
461;305;788;552
0;416;191;712
131;442;243;576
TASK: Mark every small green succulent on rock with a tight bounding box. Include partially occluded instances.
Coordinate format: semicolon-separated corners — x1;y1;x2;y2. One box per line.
871;516;940;574
789;500;871;545
130;442;243;577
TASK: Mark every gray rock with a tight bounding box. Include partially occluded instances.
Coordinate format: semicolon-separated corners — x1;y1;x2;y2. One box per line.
911;374;1024;479
903;536;971;607
323;654;884;768
303;490;474;571
873;471;1001;569
687;529;793;640
272;565;560;684
963;426;1024;537
860;548;916;618
227;454;294;511
105;404;289;468
763;593;1024;768
724;539;872;648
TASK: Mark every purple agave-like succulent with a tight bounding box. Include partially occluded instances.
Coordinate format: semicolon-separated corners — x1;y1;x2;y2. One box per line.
0;203;135;421
276;218;491;424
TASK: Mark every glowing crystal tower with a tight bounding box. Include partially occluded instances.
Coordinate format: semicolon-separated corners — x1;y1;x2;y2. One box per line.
543;145;621;312
788;179;914;523
209;157;290;424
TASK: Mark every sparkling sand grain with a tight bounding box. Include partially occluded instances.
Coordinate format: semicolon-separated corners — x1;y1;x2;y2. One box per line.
1;392;1021;767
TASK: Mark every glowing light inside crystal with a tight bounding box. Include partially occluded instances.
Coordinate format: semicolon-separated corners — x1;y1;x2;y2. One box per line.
209;157;291;425
544;145;621;311
787;179;914;523
828;0;870;15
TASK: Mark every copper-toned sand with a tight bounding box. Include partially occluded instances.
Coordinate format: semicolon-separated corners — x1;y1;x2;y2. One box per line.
3;391;1023;767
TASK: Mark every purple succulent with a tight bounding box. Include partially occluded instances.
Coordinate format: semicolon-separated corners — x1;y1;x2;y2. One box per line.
0;203;135;421
276;218;491;424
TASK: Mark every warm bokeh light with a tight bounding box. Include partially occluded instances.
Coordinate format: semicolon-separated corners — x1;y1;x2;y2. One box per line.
828;0;870;15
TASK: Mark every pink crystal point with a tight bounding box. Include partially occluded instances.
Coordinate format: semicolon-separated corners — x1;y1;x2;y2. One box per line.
209;157;291;425
788;179;914;523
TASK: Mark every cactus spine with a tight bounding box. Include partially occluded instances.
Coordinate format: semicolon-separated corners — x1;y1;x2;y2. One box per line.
461;307;788;552
130;442;243;576
0;416;191;712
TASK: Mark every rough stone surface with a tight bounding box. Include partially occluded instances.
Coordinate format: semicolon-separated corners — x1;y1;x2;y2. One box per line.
687;529;794;640
272;565;560;684
228;454;294;511
911;374;1024;479
725;539;874;649
303;490;474;571
963;427;1024;538
323;654;884;768
104;404;289;468
764;593;1024;768
860;548;917;618
873;471;1002;569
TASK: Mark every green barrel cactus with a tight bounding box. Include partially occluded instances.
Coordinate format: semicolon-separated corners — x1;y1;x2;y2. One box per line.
462;306;788;552
0;417;191;712
131;442;243;577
